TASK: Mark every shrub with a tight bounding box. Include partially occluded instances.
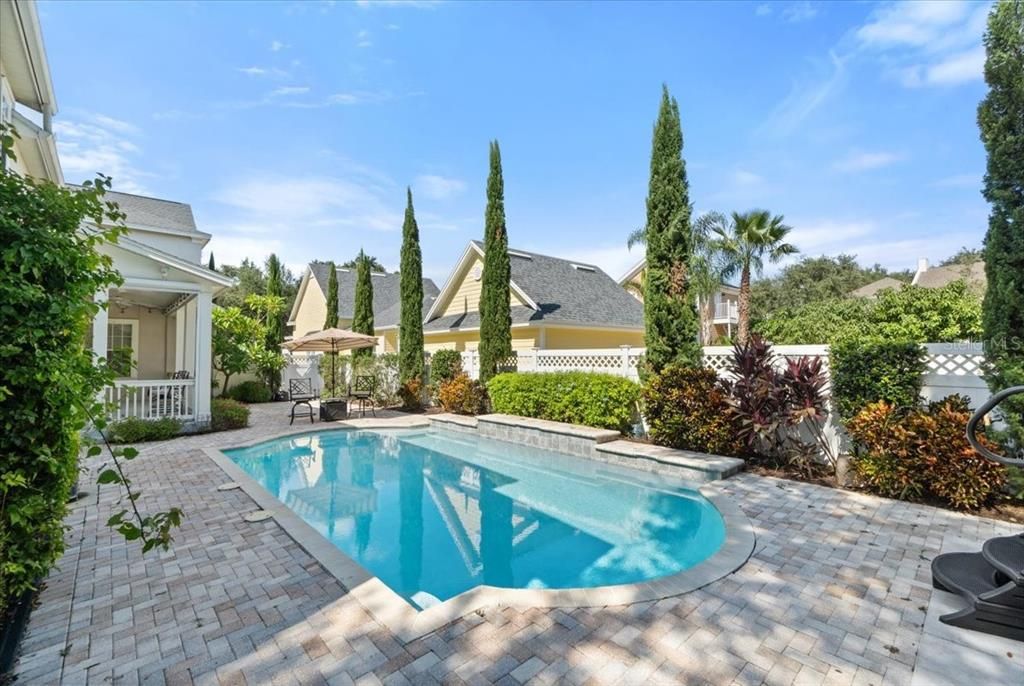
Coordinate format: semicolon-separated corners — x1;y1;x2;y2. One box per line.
399;378;422;410
429;349;463;386
847;395;1006;510
353;353;401;407
211;398;250;431
831;339;925;421
224;380;271;404
438;373;488;415
642;365;741;456
317;352;348;399
108;417;182;443
1;165;124;618
487;371;640;434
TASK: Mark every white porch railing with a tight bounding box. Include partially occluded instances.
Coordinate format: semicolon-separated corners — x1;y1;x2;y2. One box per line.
104;379;196;422
713;301;738;322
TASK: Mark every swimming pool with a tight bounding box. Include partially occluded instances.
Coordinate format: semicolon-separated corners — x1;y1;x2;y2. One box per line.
224;428;727;609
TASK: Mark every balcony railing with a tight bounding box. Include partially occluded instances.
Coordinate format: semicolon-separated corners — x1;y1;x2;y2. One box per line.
104;379;196;422
713;301;738;322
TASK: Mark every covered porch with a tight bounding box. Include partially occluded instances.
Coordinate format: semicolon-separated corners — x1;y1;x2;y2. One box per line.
92;237;233;425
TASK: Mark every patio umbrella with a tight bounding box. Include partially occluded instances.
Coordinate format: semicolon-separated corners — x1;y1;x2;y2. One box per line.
284;328;377;399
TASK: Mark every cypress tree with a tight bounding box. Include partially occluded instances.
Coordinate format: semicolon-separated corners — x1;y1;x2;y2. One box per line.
980;0;1024;398
399;188;425;383
478;140;512;383
643;85;701;372
265;253;285;394
207;253;216;271
352;250;375;362
324;261;339;329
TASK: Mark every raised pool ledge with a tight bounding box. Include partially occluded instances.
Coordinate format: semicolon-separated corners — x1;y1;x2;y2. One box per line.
430;413;745;483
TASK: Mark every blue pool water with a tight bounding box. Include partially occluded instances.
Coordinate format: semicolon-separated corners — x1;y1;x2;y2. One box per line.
225;429;725;608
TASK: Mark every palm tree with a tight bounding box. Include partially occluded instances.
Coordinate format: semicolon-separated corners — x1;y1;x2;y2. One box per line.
626;218;728;345
705;209;798;345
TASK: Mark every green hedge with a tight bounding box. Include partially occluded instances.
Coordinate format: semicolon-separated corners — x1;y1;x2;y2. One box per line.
487;371;640;434
211;398;250;431
109;417;182;443
831;339;926;420
224;380;271;404
429;349;463;386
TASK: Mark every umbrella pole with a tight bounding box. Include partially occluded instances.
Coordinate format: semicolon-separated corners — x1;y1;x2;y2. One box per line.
331;341;336;399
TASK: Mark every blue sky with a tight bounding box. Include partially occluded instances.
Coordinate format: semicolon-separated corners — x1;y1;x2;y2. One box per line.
40;0;991;284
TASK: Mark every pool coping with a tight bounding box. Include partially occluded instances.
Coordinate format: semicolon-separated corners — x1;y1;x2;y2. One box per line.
202;419;756;642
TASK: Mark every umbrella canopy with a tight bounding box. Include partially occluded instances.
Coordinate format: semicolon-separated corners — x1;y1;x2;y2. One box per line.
284;328;377;353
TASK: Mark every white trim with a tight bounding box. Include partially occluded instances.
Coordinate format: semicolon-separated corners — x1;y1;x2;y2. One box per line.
107;318;139;379
423;241;540;322
112;236;236;289
121;277;202;294
4;0;57;116
120;221;212;244
287;268;313;325
11;110;61;183
617;257;647;286
422;242;478;322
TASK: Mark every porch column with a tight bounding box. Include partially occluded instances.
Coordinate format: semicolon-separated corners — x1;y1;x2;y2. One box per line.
92;289;109;361
193;290;213;423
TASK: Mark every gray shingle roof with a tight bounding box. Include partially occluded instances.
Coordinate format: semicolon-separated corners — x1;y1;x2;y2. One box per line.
308;262;440;328
850;276;905;298
427;242;643;330
915;261;985;290
67;185;199;233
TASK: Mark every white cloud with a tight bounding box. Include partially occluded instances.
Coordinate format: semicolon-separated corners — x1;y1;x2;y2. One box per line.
269;86;311;97
832;150;904;173
270;40;287;52
237;66;289;78
357;29;373;48
755;4;772;17
760;51;846;136
326;90;393;105
787;219;876;254
934;173;980;188
415;174;466;200
355;0;442;8
732;169;764;186
782;2;818;23
386;23;401;30
856;1;988;89
55;113;152;193
213;175;402;233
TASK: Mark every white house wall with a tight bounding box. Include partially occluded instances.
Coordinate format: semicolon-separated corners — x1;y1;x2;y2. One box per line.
126;228;204;263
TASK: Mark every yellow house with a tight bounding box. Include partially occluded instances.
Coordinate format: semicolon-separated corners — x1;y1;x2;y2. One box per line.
618;258;740;342
287;263;441;353
421;241;645;352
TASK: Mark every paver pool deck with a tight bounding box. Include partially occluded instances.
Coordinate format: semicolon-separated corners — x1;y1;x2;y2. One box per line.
14;404;1022;685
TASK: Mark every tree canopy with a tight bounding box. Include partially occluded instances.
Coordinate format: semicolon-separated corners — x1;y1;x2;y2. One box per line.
478;140;512;382
351;250;375;361
399;188;425;384
340;255;387;273
751;254;891;321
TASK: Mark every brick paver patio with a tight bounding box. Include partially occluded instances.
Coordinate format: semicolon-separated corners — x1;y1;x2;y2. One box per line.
13;404;1021;685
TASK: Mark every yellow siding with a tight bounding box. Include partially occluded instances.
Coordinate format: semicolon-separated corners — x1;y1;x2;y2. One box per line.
626;268;645;302
291;277;328;337
440;253;527;317
380;330;398;353
423;328;538;353
542;327;645;349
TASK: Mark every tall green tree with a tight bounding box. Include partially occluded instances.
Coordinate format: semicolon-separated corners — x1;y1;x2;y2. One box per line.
265;254;286;393
642;85;701;371
352;250;375;362
478;140;512;382
324;261;339;329
980;0;1024;397
207;253;216;271
399;188;425;383
706;210;798;345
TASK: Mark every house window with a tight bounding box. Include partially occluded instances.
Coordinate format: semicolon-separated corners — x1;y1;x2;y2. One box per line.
107;320;138;377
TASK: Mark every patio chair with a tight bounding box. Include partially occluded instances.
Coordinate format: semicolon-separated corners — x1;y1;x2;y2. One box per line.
350;375;375;418
289;378;316;425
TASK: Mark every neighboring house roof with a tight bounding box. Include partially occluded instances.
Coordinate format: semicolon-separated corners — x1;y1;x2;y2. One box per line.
850;276;905;299
307;262;440;329
425;241;645;331
66;184;211;242
914;260;985;290
615;257;739;293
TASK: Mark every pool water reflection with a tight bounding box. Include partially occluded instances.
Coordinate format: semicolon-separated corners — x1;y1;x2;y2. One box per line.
225;429;725;608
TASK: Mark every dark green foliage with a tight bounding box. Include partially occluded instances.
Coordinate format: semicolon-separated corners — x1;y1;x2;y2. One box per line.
941;247;985;267
429;349;463;386
223;380;272;404
642;85;701;371
217;259;265;309
210;398;250;431
324;260;339;329
265;254;285;394
487;372;640;434
208;253;216;271
831;339;926;421
979;2;1024;410
642;365;741;456
352;250;375;362
108;417;183;444
479;141;513;382
847;396;1006;510
399;188;425;383
751;254;893;321
0;165;123;616
340;255;386;273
